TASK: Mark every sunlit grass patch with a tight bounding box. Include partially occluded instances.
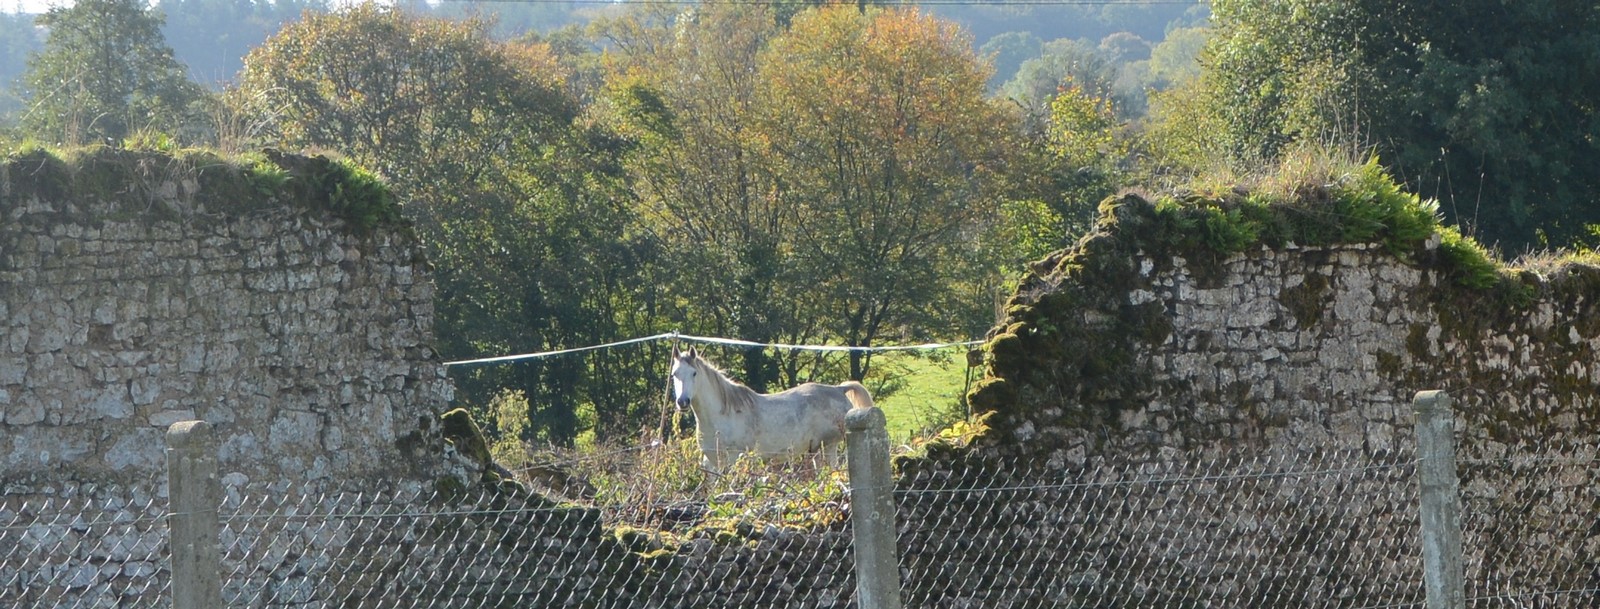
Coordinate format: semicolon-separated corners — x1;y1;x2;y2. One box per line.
870;346;976;442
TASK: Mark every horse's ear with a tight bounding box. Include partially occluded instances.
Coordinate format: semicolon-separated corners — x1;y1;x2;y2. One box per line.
686;347;697;359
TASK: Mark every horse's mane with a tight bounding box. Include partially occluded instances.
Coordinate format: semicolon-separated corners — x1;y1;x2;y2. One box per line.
691;354;759;415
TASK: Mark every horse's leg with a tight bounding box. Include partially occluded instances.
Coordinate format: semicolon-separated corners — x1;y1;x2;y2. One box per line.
822;441;840;469
700;435;722;474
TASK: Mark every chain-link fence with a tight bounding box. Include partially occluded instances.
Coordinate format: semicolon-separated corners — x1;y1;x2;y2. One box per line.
4;397;1598;608
216;481;856;608
1457;443;1600;608
0;481;170;608
896;447;1427;608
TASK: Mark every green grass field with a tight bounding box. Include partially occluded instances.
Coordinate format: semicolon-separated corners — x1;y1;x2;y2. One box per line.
868;347;975;442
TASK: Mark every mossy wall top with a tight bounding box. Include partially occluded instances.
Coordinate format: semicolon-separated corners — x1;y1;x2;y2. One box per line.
0;147;450;486
969;192;1600;462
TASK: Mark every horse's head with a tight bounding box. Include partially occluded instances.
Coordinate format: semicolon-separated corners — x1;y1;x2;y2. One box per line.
670;347;700;410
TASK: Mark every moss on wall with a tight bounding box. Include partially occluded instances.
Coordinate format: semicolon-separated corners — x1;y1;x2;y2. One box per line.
958;159;1600;455
441;408;494;465
1280;272;1329;329
1;144;403;235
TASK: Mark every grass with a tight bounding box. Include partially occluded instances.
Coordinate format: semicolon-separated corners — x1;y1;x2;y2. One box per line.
508;432;852;538
1108;154;1512;295
2;142;403;235
869;346;975;442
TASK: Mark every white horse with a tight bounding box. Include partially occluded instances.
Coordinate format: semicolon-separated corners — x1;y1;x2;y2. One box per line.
669;347;874;471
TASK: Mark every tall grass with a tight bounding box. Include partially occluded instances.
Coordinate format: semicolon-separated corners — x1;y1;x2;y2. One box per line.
508;431;851;538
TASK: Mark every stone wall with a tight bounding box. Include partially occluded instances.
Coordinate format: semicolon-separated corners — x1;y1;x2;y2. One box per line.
1;149;459;606
972;194;1600;460
953;193;1600;606
1;150;453;487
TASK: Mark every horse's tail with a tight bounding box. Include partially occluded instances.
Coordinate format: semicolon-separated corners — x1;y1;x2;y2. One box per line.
840;381;875;410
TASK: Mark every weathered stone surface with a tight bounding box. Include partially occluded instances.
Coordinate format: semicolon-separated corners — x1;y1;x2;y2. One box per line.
948;201;1600;608
978;235;1600;461
2;157;456;607
1;199;451;484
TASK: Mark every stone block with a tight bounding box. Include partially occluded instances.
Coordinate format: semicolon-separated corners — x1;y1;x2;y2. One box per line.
122;561;159;579
89;382;132;419
0;357;26;385
45;564;96;590
7;397;46;425
179;345;207;374
4;325;28;354
25;317;69;354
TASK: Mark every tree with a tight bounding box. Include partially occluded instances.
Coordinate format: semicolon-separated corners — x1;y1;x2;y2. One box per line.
1043;79;1131;221
979;31;1042;93
432;125;663;445
992;76;1135;268
19;0;202;144
1145;26;1206;89
237;4;575;191
599;4;1027;384
998;38;1122;125
1197;0;1600;251
761;5;1019;379
594;4;798;392
1201;0;1384;163
1097;31;1150;64
1141;75;1228;172
237;4;661;446
0;12;43;121
1393;0;1600;249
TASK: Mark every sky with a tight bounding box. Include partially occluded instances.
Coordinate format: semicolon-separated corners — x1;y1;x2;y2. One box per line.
5;0;389;14
5;0;62;13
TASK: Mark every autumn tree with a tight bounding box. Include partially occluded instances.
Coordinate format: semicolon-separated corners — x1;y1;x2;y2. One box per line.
19;0;202;144
237;4;662;445
761;5;1019;379
594;4;798;391
236;4;575;194
596;4;1028;385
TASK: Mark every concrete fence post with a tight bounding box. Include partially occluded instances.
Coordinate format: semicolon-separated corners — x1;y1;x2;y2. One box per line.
167;420;222;609
845;406;904;609
1412;390;1466;609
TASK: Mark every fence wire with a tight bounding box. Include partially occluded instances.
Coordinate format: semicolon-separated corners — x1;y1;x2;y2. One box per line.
0;487;170;608
896;448;1427;609
1457;441;1600;608
219;484;616;607
2;440;1596;608
217;480;855;608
